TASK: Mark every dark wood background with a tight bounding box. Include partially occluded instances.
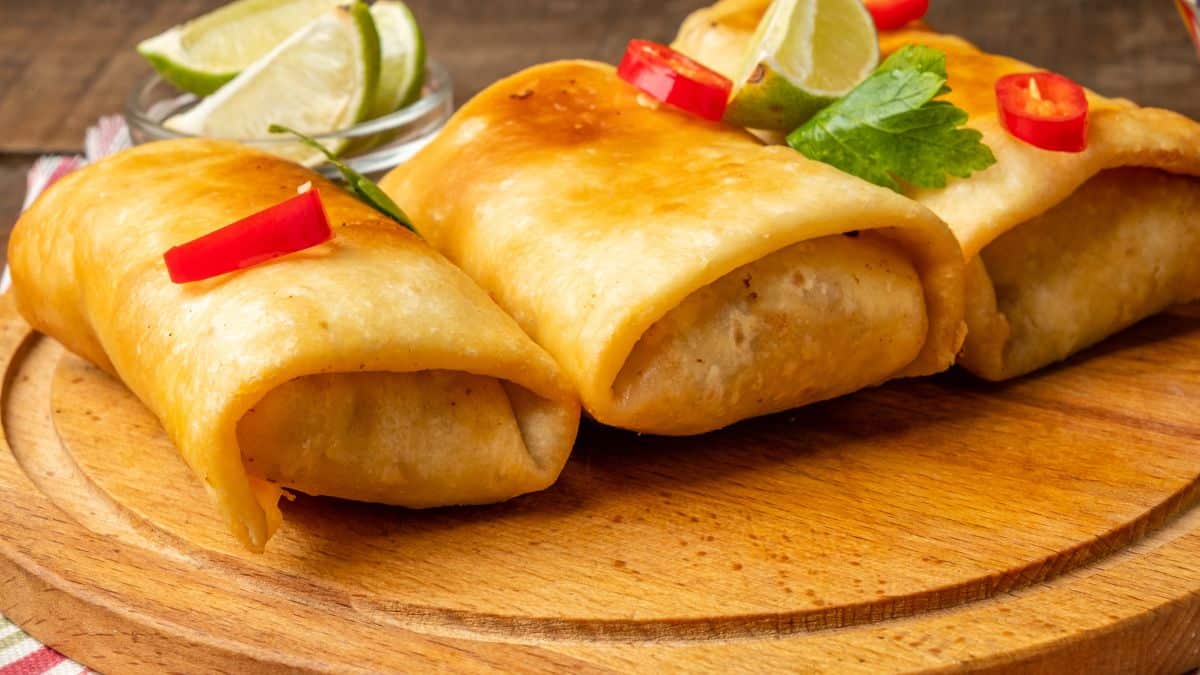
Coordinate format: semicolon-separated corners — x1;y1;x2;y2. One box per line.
2;0;1199;261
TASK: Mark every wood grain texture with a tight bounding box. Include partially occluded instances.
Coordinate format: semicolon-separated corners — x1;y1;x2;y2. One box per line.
2;293;1200;672
1;3;1199;670
1;0;1199;261
0;0;1197;153
0;156;28;262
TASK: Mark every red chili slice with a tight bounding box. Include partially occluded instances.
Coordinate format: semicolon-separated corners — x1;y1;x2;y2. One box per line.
864;0;930;31
617;39;732;122
164;188;332;283
995;71;1089;153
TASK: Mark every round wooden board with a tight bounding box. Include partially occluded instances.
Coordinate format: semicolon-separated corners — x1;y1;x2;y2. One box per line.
2;294;1200;674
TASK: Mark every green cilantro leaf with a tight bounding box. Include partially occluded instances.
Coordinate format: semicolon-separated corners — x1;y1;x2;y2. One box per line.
268;124;415;231
785;45;996;192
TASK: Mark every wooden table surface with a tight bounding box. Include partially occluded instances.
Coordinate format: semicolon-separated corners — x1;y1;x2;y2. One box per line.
2;0;1198;261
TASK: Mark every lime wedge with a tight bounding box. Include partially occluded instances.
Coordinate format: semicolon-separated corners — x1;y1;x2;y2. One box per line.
371;0;426;116
724;0;878;131
137;0;345;96
165;2;381;166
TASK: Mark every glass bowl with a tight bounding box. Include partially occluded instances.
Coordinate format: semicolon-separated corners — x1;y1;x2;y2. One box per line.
124;59;453;178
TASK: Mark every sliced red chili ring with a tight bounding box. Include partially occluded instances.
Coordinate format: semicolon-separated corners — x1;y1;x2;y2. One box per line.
864;0;930;31
995;71;1089;153
617;39;732;122
164;188;333;283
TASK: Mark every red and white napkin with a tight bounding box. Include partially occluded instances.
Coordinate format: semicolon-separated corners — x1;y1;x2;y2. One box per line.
0;116;131;674
1181;0;1200;57
2;116;132;293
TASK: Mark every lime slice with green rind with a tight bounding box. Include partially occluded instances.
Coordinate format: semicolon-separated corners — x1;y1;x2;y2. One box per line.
165;2;380;166
371;0;426;116
336;0;427;157
137;0;345;96
724;0;878;131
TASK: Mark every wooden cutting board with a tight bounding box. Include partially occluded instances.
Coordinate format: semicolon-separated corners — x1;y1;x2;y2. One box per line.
1;292;1199;674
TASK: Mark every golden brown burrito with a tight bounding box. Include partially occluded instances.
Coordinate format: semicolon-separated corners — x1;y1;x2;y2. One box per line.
674;1;1200;380
9;139;580;552
380;60;965;435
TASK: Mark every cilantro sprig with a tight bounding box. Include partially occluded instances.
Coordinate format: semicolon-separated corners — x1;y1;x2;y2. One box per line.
786;45;996;192
268;124;414;231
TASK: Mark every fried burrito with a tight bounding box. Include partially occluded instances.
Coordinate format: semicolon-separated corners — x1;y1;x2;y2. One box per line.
9;139;580;552
380;60;965;435
674;1;1200;380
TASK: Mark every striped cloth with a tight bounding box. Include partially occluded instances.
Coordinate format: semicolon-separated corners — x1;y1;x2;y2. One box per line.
0;619;88;675
0;116;130;674
0;115;130;293
1181;0;1200;56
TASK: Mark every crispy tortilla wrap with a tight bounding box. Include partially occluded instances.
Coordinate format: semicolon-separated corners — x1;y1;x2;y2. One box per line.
9;139;580;551
381;60;964;435
674;1;1200;379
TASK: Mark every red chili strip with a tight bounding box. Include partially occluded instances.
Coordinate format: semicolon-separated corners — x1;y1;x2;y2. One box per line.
164;188;332;284
617;39;732;122
864;0;930;31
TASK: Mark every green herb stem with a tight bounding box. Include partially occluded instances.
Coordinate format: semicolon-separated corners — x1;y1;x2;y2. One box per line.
268;124;415;230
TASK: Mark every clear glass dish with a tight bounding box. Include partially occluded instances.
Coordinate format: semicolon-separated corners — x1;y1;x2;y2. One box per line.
124;59;453;178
